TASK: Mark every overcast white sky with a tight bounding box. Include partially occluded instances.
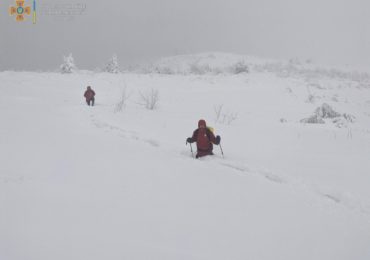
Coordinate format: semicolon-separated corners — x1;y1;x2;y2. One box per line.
1;0;370;70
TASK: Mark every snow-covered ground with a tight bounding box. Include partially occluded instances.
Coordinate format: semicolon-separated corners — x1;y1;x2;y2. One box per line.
1;53;370;260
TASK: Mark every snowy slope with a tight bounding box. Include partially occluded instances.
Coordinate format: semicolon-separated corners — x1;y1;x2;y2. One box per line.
1;54;370;260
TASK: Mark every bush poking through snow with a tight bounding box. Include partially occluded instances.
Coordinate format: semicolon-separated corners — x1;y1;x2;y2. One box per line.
300;115;325;124
315;103;341;118
342;113;356;123
214;104;238;125
60;53;77;74
280;118;288;123
232;60;249;74
333;114;356;128
114;86;131;113
138;89;159;110
105;54;119;73
301;103;355;127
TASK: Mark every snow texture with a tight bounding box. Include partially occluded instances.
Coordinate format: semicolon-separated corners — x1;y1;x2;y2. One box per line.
1;53;370;260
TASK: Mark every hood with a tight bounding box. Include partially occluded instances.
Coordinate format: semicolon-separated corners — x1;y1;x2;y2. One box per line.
198;119;206;128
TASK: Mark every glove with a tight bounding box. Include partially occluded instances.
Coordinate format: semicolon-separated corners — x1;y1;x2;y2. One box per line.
216;135;221;144
186;137;192;143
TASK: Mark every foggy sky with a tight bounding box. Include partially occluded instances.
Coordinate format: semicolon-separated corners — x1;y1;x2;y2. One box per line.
1;0;370;70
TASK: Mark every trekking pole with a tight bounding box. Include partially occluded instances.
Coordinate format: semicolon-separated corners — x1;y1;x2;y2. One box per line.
219;143;224;158
186;141;194;158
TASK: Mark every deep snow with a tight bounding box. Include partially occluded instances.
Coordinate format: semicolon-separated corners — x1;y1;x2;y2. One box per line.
1;54;370;260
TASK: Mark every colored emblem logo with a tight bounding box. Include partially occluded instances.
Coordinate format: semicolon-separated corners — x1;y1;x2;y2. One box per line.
9;0;36;23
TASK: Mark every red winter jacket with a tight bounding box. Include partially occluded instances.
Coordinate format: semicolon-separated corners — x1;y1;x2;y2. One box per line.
84;89;95;101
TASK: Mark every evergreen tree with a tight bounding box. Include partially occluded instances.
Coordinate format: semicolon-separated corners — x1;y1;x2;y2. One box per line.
60;53;77;74
105;54;119;73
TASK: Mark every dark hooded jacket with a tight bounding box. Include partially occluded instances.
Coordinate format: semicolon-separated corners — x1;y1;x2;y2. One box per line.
84;87;95;101
188;119;220;158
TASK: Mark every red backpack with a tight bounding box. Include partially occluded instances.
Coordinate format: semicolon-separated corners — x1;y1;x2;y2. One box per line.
196;128;211;151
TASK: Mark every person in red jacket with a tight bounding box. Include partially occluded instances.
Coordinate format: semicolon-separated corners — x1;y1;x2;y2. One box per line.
186;119;221;158
84;86;95;106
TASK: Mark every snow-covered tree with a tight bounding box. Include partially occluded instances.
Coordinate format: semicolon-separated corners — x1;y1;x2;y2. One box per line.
60;53;77;74
104;54;119;73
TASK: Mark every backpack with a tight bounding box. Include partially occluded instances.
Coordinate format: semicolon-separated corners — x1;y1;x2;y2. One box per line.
207;126;214;134
196;127;213;151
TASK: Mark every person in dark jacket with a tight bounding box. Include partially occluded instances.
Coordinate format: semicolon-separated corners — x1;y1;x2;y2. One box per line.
84;86;95;106
186;119;221;158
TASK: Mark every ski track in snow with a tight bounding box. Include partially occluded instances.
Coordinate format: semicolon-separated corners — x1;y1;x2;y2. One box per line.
91;117;160;148
90;115;370;217
220;159;370;217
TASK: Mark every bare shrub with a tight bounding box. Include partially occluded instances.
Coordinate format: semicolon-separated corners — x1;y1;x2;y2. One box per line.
214;104;224;123
232;60;249;74
138;89;159;110
223;112;238;125
342;113;356;123
114;86;132;113
214;104;238;125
